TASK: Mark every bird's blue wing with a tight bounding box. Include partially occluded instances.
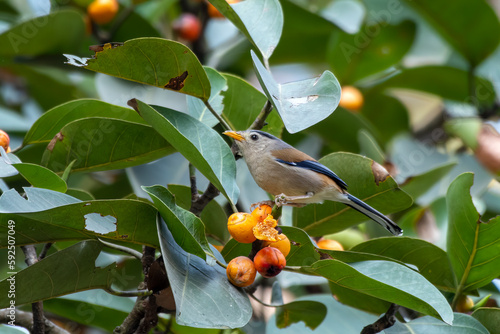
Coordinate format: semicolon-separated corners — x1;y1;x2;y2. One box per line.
275;159;348;190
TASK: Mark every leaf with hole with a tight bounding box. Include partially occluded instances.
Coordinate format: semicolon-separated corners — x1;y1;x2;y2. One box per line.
252;50;341;133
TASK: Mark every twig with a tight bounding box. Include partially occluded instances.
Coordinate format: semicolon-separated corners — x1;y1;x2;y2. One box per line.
250;100;273;131
203;100;232;131
361;303;400;334
113;285;148;334
189;163;199;202
190;182;221;216
38;243;52;261
136;294;159;333
98;238;143;260
21;245;45;334
114;246;157;334
0;309;69;334
105;288;152;298
247;292;277;308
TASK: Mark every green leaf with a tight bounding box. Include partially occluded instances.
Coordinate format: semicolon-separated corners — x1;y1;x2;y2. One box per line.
143;185;212;260
308;260;453;324
0;240;115;307
401;162;457;200
187;67;227;127
8;64;85;111
352;237;456;291
0;188;159;248
360;92;409;145
208;0;283;59
403;0;500;66
446;173;500;292
358;129;385;164
222;73;283;137
472;308;500;334
293;153;412;236
24;99;146;145
310;107;381;152
0;10;85;57
386;313;488;334
66;38;211;101
252;50;341;133
221;238;251;263
43;290;134;332
167;184;229;243
12;163;67;192
41;117;174;173
445;118;482;150
328;20;416;84
320;0;365;34
375;66;496;106
0;152;22;178
133;100;239;204
267;294;378;334
329;282;391;314
157;215;252;328
276;301;327;330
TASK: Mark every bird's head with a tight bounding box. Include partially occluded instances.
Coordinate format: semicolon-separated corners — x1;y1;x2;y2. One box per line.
223;130;286;156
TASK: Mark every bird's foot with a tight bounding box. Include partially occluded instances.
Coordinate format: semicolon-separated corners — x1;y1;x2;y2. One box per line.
250;200;275;211
274;194;288;207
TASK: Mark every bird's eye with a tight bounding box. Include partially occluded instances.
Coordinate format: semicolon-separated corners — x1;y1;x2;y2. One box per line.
250;134;258;141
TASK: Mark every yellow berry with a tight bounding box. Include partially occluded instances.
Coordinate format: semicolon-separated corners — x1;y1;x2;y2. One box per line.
317;238;344;251
253;215;279;242
251;204;273;223
227;256;256;287
339;86;364;111
227;213;257;243
262;234;291;257
87;0;119;25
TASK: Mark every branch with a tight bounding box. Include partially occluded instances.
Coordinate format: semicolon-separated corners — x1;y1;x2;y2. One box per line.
361;303;399;334
0;309;69;334
114;246;157;334
190;182;220;216
113;287;148;334
21;245;44;334
250;100;273;131
38;243;52;261
189;163;199;202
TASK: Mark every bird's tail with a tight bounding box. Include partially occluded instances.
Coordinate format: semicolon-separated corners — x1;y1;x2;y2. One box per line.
344;194;403;236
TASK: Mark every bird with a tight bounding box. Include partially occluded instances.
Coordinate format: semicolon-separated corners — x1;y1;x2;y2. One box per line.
223;130;403;236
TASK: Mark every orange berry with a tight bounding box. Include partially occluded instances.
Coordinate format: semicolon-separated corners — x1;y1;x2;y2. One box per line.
339;86;364;111
207;0;240;19
173;13;202;42
87;0;119;25
253;215;279;242
262;234;291;257
226;256;256;287
0;130;10;152
251;204;273;222
317;238;344;251
253;247;286;278
456;295;474;313
227;213;257;243
212;244;224;252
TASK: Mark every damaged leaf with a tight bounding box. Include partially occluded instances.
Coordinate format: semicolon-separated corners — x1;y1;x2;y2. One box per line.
65;38;210;101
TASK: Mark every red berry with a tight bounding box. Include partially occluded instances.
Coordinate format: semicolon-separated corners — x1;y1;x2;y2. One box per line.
173;13;202;41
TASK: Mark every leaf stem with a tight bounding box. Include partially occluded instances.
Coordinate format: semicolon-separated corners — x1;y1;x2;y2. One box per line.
203;100;232;131
247;292;278;308
105;287;152;297
98;238;143;260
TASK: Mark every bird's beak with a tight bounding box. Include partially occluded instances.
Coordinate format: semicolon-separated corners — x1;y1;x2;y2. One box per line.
223;131;245;142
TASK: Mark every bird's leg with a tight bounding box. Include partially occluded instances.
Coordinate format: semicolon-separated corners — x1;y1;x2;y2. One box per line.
274;192;314;207
250;200;275;210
